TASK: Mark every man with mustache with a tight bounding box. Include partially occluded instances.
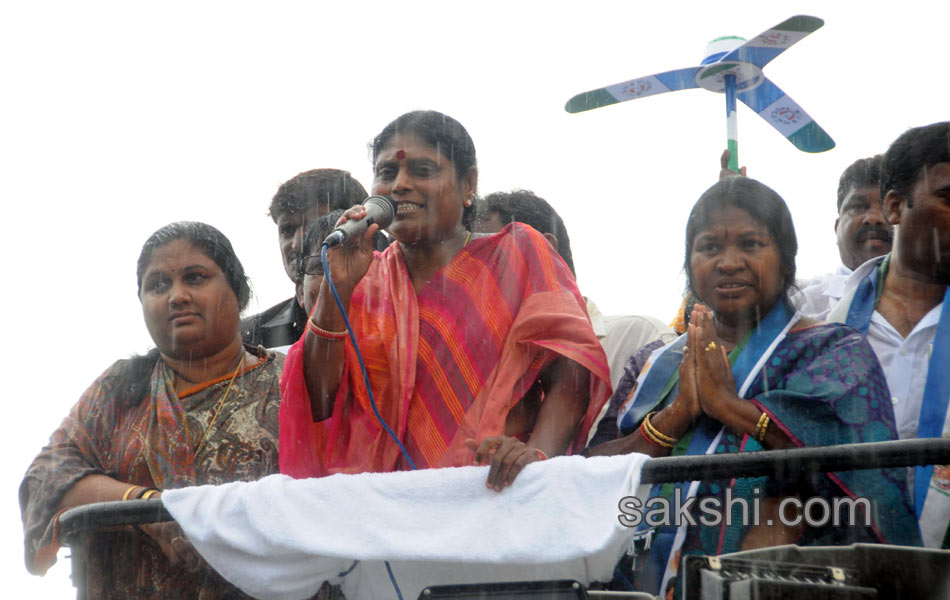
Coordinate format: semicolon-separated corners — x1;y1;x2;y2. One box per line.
241;169;368;351
796;155;893;319
835;155;894;269
828;121;950;547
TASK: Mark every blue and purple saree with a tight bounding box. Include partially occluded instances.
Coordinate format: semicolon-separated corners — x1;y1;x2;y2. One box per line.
610;304;920;596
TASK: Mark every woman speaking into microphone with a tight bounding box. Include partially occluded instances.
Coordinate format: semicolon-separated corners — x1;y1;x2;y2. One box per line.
278;110;610;488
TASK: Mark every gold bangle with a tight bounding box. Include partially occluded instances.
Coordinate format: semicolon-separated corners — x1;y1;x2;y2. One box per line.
644;414;677;446
754;412;770;441
644;411;678;445
640;419;675;448
307;319;348;341
141;489;161;500
122;485;143;501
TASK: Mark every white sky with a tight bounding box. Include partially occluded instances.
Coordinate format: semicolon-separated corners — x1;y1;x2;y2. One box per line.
2;1;947;596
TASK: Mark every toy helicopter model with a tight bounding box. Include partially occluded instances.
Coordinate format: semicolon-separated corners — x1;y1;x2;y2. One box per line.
565;15;835;172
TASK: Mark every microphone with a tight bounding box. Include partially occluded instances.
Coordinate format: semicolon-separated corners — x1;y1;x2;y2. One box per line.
322;195;397;248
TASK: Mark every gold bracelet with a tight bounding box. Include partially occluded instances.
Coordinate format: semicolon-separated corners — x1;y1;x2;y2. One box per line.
307;319;348;341
754;412;770;441
644;411;678;445
141;489;161;500
640;416;676;450
640;419;675;448
122;485;143;501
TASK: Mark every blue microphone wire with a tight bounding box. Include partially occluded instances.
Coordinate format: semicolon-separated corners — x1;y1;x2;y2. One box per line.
321;243;412;599
321;244;416;470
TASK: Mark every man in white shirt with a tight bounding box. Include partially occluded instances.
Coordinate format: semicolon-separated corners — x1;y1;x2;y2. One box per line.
472;190;675;390
828;121;950;547
796;155;892;319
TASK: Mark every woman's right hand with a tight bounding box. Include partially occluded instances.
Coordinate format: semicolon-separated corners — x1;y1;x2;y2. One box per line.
642;315;705;446
719;148;747;179
671;312;704;424
304;206;379;420
324;205;380;296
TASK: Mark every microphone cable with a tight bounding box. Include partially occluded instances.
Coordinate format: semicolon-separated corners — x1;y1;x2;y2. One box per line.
321;243;416;469
321;243;415;599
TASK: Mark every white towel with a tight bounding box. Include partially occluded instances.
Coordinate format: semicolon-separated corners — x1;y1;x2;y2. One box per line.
162;453;649;600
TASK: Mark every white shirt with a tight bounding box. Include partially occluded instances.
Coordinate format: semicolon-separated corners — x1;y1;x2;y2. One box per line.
866;302;941;440
831;258;942;440
585;298;676;391
871;306;945;548
830;257;946;547
793;263;852;321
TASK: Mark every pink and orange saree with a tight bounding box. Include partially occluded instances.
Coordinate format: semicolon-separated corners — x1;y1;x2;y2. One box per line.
280;224;611;477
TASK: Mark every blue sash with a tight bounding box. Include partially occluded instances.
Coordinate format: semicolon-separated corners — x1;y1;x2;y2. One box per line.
844;259;950;517
621;302;796;593
617;336;686;435
844;256;886;335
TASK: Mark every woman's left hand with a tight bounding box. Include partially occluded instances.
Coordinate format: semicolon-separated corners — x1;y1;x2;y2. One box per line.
465;436;544;492
140;520;205;573
691;306;738;419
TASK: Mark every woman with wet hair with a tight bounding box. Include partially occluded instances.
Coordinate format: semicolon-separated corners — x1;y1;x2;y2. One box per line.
279;111;611;489
20;221;282;599
588;177;919;596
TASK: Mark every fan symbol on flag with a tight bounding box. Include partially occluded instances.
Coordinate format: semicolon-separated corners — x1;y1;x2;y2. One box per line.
565;15;835;173
760;33;791;46
623;81;652;97
772;107;802;125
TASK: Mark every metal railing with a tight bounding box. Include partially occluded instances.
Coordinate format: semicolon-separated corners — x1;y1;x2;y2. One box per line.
638;437;950;484
57;438;950;599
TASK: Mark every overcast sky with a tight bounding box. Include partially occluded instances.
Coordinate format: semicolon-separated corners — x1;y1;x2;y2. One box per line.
2;1;948;596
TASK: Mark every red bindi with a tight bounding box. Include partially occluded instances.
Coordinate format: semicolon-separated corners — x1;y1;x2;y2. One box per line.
395;149;406;160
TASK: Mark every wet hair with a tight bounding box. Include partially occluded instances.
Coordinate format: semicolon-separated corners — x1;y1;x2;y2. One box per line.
300;209;391;270
881;122;950;208
477;190;575;275
837;155;883;212
371;110;478;230
115;222;251;406
269;169;368;222
684;177;798;309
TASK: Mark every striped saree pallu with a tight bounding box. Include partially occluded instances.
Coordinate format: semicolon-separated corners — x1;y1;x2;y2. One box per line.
279;223;611;477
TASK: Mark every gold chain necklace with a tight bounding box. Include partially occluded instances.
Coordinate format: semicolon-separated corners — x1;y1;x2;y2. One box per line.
194;352;246;457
